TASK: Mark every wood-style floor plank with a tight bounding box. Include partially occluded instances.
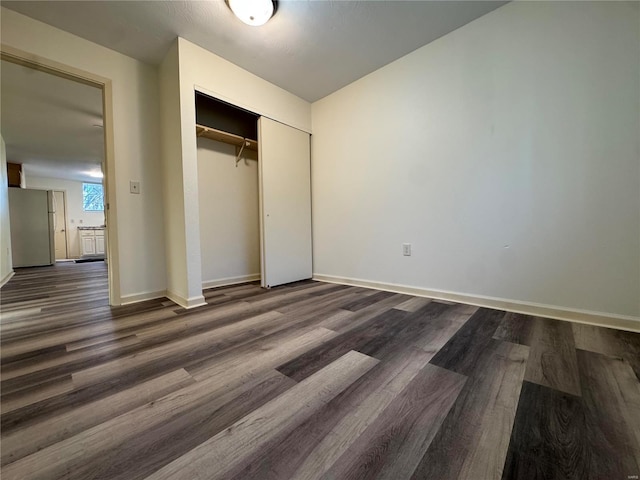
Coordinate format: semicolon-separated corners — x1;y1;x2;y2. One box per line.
145;351;379;480
1;367;289;480
523;317;581;397
412;303;478;356
0;307;179;359
429;307;507;376
360;302;477;362
492;312;535;345
503;352;640;480
572;322;640;381
320;363;466;480
1;262;639;480
224;346;435;480
72;370;296;480
1;368;195;466
276;308;408;382
455;342;530;480
187;327;338;382
341;290;397;312
318;293;412;333
502;381;593;480
71;310;285;387
576;350;640;475
0;375;74;414
393;296;432;312
411;340;529;480
289;348;436;480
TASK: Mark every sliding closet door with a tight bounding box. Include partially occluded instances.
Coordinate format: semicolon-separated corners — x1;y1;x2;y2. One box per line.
258;117;312;288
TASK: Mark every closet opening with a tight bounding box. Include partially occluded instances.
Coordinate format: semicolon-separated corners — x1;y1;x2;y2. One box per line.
195;92;261;291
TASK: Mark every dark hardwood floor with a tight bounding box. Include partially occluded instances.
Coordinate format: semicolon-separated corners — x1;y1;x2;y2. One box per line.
1;262;639;480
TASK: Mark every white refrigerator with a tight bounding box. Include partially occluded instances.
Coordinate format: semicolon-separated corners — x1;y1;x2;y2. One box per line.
8;188;56;267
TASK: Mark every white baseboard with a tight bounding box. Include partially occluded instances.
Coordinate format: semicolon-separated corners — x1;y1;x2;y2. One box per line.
166;290;207;309
118;275;260;307
120;289;168;305
313;274;640;333
202;274;260;290
0;270;15;288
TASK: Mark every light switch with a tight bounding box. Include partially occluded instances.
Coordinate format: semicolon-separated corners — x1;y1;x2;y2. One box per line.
130;181;140;194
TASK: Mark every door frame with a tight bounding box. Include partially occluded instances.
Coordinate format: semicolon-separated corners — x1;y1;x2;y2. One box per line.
53;190;69;259
1;44;121;305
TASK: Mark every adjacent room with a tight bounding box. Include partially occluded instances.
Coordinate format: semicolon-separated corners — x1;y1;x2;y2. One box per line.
0;1;638;479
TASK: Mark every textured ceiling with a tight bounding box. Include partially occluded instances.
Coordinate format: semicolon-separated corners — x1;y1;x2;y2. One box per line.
0;60;104;183
2;0;507;102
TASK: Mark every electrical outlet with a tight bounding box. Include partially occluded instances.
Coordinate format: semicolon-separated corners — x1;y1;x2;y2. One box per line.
130;181;140;194
402;243;412;256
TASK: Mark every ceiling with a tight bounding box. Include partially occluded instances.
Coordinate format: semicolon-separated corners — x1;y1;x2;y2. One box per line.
0;1;506;181
0;59;104;183
2;0;507;102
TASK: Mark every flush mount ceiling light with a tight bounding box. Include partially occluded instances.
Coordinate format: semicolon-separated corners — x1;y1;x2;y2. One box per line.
227;0;275;27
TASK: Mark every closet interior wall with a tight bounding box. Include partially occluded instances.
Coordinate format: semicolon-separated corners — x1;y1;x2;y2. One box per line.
195;92;261;288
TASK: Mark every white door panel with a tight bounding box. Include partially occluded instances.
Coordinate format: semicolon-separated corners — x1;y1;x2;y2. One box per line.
259;117;312;288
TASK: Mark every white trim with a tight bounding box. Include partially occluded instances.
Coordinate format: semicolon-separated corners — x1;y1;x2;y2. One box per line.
0;271;14;288
166;290;207;309
313;274;640;333
120;289;168;305
202;274;260;290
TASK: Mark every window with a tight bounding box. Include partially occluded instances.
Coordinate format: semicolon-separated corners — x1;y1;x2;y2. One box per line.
83;183;104;211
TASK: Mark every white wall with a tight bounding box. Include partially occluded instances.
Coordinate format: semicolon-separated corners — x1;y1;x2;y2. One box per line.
159;40;190;304
311;1;640;319
180;38;311;134
159;37;311;306
0;135;12;284
1;7;166;302
197;138;260;286
25;176;104;258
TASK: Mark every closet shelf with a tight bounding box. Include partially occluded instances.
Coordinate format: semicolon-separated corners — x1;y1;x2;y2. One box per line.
196;124;258;152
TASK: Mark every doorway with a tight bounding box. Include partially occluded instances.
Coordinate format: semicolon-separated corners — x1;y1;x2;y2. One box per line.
0;45;120;305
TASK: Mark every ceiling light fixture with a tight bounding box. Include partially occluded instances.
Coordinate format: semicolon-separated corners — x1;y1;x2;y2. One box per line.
227;0;275;27
87;171;104;179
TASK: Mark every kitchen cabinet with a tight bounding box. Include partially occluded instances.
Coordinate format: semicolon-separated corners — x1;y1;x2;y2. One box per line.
95;233;105;255
79;227;105;256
